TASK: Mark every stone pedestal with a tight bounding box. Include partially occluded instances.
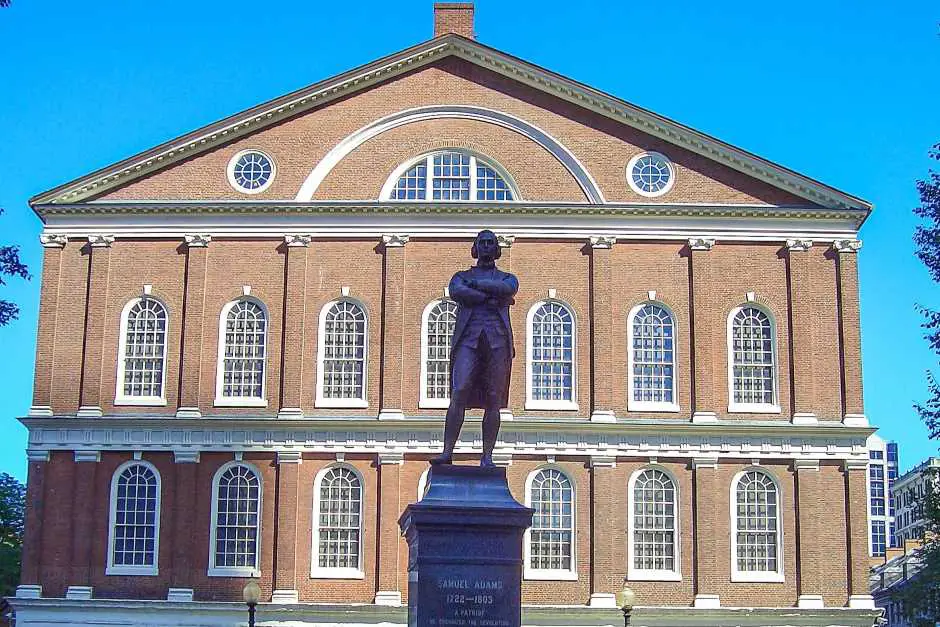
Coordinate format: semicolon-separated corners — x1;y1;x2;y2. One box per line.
399;465;533;627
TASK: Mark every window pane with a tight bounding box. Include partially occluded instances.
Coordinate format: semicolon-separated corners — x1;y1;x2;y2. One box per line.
322;301;367;400
529;469;573;571
213;465;261;569
111;464;159;568
122;299;167;398
317;468;362;570
731;307;775;405
530;302;574;403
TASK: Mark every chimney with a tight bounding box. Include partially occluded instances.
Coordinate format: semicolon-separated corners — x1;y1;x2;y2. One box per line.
434;2;475;39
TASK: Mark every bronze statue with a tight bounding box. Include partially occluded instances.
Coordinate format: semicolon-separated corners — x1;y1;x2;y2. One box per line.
430;230;518;467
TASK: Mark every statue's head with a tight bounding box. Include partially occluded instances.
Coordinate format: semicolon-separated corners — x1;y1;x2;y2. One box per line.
471;229;501;262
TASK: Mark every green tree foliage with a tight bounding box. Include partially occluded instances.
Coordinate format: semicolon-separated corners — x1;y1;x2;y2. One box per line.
0;208;30;327
0;473;25;598
906;143;940;625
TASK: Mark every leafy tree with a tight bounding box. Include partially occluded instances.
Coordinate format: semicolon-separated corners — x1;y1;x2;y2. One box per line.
0;208;30;327
0;473;25;598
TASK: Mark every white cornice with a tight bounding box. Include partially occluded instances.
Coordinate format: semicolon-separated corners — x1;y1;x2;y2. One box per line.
29;35;871;217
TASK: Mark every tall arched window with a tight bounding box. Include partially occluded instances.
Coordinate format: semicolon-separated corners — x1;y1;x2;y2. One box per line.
728;306;778;412
215;299;268;406
107;461;161;575
525;468;576;579
628;303;678;412
420;299;458;408
382;150;519;202
526;301;577;410
628;468;680;580
731;470;783;582
209;463;262;577
116;297;168;404
316;299;368;408
312;466;363;578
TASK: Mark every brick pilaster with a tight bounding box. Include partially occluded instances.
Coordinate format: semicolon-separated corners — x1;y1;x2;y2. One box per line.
18;452;49;588
69;451;99;592
273;451;301;603
588;456;617;607
787;240;817;424
833;240;866;426
589;236;616;422
279;235;310;418
794;459;823;607
845;459;874;608
692;456;720;608
375;452;403;606
177;234;210;418
379;235;409;420
78;235;114;417
170;451;199;600
689;239;717;423
31;236;67;417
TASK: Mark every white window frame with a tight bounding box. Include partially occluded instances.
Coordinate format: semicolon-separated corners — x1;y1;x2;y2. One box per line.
419;298;457;409
315;298;369;409
208;461;263;578
730;469;785;583
627;302;680;413
311;464;365;579
625;151;676;198
115;296;169;406
106;460;161;576
214;298;269;408
226;149;276;195
726;304;781;414
523;466;578;581
380;149;522;202
525;299;579;411
627;466;681;581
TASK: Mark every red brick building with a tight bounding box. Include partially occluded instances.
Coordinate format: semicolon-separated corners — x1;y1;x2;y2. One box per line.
10;4;880;626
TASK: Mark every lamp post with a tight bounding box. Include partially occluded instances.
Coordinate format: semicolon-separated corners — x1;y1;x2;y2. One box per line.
615;580;636;627
242;579;261;627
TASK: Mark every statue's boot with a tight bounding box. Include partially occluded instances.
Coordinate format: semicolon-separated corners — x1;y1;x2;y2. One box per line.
479;454;495;468
429;452;453;465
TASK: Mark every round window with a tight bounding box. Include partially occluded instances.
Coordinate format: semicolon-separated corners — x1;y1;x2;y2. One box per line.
227;150;275;194
627;152;675;197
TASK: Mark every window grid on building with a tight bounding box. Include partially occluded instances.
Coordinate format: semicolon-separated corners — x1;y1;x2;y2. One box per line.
388;151;515;202
232;151;273;191
734;471;779;573
121;298;167;399
111;464;158;569
530;302;574;403
390;162;427;200
630;304;676;404
730;307;775;406
870;464;886;516
220;301;266;399
872;520;887;556
317;467;362;570
529;469;573;572
213;465;261;569
476;163;513;201
425;300;458;401
433;152;471;200
632;469;677;572
321;301;366;401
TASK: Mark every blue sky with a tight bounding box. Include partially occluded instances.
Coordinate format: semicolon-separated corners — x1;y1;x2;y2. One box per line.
1;0;938;480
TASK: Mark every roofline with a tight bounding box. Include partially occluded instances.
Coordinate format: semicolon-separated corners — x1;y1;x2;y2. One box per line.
29;34;873;217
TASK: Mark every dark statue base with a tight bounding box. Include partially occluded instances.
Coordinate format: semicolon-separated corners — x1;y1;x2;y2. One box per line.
399;465;534;627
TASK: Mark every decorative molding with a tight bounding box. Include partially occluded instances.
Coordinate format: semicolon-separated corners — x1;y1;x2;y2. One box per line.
688;237;716;251
28;406;53;417
15;584;42;599
378;452;404;465
647;290;656;301
381;234;410;248
378;409;406;421
86;234;114;248
166;588;193;602
341;286;350;297
589;235;616;249
842;413;868;427
496;234;515;248
692;456;719;470
491;452;513;467
272;589;300;604
26;449;50;463
796;594;824;609
793;459;820;472
277;451;303;464
39;234;67;248
65;586;93;601
693;594;721;608
242;285;251;296
786;239;813;252
745;291;756;303
589;455;617;468
143;284;153;296
233;451;244;461
335;452;346;462
832;239;862;254
590;410;616;423
77;406;103;418
173;450;200;464
132;451;143;460
277;408;305;419
499;409;513;421
284;234;312;247
792;412;818;426
175;407;202;419
183;234;211;248
373;591;402;607
844;458;868;472
691;411;718;424
547;288;557;299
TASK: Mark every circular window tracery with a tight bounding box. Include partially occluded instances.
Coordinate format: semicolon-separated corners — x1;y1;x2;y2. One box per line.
227;150;275;194
627;152;675;197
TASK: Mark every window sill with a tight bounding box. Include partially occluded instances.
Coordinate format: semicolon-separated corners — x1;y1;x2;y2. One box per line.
628;402;680;413
419;399;450;409
214;398;269;408
728;403;781;414
208;567;260;578
627;569;681;581
106;566;158;576
114;397;167;407
731;571;785;583
523;569;578;581
524;400;579;411
310;567;365;579
316;398;369;409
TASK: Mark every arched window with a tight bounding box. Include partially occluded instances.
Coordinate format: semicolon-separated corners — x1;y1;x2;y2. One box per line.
383;150;518;202
116;297;168;404
728;306;778;412
316;299;368;408
420;299;458;408
107;461;161;575
628;468;680;580
209;463;262;577
215;299;268;406
525;468;576;579
312;466;363;578
731;470;783;582
526;301;577;410
628;303;678;412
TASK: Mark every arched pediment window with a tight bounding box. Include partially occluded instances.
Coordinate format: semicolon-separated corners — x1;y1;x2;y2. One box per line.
382;150;520;202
